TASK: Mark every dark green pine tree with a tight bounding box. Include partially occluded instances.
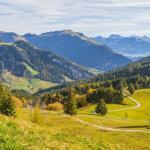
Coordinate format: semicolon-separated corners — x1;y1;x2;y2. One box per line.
128;83;135;95
95;99;107;115
0;85;16;116
64;89;77;116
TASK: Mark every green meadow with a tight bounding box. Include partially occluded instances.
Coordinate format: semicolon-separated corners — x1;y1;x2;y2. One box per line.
0;89;150;150
2;71;58;93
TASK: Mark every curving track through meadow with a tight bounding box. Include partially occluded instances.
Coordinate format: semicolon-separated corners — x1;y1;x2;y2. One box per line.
74;95;150;133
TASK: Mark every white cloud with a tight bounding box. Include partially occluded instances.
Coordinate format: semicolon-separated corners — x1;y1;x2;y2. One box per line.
0;0;150;36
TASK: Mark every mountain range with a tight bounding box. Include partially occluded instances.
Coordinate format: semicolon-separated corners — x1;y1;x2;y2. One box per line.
0;30;131;71
0;30;150;92
95;34;150;58
24;30;131;71
0;40;94;84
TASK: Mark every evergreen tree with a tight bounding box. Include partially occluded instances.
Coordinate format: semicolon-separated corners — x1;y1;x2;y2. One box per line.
134;82;139;90
64;89;77;116
128;83;135;95
0;85;16;116
95;99;107;115
105;87;114;103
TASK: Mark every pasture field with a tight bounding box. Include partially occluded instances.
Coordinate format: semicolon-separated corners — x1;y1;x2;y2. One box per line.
0;89;150;150
2;71;58;93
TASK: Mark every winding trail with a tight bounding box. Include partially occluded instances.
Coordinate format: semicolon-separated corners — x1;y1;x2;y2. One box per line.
74;118;150;133
109;95;141;112
74;95;150;133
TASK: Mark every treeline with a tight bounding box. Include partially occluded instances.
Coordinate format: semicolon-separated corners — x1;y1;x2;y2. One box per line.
39;78;125;109
37;72;150;115
94;56;150;85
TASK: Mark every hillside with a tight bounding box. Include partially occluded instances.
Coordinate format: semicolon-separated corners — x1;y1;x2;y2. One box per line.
94;55;150;81
95;35;150;57
23;30;131;71
0;89;150;149
1;71;58;93
0;41;94;87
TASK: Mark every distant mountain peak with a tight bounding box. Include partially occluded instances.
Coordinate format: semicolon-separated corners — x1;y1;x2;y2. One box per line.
0;31;26;43
39;29;97;44
109;34;124;39
95;34;150;57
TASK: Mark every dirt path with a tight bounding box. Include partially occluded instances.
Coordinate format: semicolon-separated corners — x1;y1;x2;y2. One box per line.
74;117;150;133
74;95;150;133
74;118;150;134
109;95;141;112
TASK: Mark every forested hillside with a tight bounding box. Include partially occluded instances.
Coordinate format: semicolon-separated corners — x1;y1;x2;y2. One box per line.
94;55;150;81
37;56;150;112
0;41;94;84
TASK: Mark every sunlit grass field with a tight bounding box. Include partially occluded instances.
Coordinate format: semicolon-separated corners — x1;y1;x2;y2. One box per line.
2;71;58;93
0;89;150;149
78;96;136;115
106;89;150;120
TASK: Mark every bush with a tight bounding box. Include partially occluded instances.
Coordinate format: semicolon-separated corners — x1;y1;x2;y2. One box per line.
12;96;23;108
47;102;63;111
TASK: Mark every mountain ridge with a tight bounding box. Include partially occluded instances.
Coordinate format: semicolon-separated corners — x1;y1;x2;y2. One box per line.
0;30;131;71
23;30;131;71
95;34;150;57
0;40;94;84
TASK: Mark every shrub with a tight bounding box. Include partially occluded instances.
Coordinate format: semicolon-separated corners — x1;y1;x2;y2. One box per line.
47;102;63;111
12;96;23;108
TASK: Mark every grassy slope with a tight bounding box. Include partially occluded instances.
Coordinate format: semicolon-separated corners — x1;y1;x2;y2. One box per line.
2;71;58;93
23;62;39;76
0;89;150;149
106;89;150;120
77;89;150;130
78;96;136;115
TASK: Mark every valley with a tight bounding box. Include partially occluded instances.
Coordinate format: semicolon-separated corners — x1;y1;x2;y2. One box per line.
1;0;150;149
0;30;149;150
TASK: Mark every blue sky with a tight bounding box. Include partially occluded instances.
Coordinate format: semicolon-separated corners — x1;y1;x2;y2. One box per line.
0;0;150;36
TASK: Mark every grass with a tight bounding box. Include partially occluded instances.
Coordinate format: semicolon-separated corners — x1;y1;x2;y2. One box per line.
78;96;135;115
0;42;12;46
0;89;150;149
23;62;39;76
2;71;58;93
106;89;150;120
78;89;150;130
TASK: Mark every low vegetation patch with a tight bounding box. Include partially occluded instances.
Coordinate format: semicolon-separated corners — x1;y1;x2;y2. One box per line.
47;102;63;111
